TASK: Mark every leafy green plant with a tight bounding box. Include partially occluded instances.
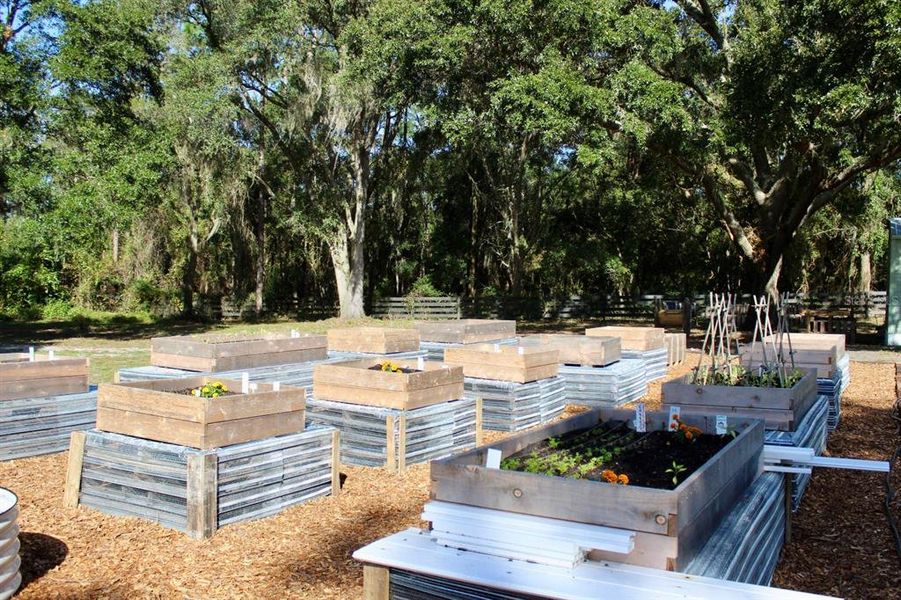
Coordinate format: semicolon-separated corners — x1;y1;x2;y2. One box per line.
665;461;687;486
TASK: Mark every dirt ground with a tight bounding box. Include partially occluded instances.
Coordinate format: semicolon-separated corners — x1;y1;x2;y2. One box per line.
1;361;899;599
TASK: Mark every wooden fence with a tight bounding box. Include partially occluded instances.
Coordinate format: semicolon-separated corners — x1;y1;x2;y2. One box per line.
371;297;461;320
198;291;887;326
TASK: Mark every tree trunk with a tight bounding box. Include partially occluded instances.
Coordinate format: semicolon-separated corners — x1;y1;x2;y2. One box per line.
330;234;365;319
254;186;266;313
858;251;872;292
182;237;198;318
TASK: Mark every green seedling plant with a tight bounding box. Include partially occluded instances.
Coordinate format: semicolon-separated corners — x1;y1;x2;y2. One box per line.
666;461;687;486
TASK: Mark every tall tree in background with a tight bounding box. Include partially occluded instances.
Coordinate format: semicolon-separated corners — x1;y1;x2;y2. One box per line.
602;0;901;297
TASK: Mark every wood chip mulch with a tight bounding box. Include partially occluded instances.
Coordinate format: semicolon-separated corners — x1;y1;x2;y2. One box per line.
1;360;898;599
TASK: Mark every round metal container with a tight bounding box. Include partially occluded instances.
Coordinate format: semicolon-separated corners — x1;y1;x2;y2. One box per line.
0;488;21;600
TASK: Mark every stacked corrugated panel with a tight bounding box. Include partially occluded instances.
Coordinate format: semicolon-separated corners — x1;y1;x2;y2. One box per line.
622;347;668;381
116;365;195;382
558;359;648;407
77;426;336;533
684;472;785;585
305;397;478;467
817;353;849;431
462;376;566;432
0;389;97;461
764;395;829;510
420;338;519;361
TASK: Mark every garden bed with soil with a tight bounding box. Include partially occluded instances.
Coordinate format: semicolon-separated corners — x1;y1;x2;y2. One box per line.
96;376;305;449
500;420;730;490
312;358;463;410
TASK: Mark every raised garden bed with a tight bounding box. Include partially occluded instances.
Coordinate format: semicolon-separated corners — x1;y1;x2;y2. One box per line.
327;327;420;354
662;367;818;431
443;344;559;383
64;426;339;539
96;376;305;449
151;332;327;372
312;359;463;410
0;354;89;401
519;334;621;367
429;407;764;570
740;333;846;378
415;319;516;344
585;326;665;351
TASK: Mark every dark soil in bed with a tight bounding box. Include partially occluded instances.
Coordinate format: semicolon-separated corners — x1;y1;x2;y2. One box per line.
501;420;732;490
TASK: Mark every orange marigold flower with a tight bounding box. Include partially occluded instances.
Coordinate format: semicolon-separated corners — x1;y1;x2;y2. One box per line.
617;474;629;485
684;431;693;440
601;469;617;483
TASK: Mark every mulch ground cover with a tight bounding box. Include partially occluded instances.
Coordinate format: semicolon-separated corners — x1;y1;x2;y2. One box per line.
0;360;897;599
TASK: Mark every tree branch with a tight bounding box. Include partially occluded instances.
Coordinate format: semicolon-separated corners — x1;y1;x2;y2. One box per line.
674;0;724;50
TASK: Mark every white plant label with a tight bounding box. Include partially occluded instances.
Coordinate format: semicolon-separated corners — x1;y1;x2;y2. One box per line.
241;373;250;394
493;344;500;352
716;415;728;435
486;448;502;469
517;346;524;355
290;329;299;338
634;402;647;433
28;347;35;362
272;381;280;392
48;349;55;360
668;406;681;431
417;357;425;370
249;383;258;392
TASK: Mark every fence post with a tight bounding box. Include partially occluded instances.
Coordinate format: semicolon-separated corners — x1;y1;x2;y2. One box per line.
682;297;692;336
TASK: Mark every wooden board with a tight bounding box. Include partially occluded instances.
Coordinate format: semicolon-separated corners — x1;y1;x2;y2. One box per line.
443;345;559;383
661;369;817;431
585;327;666;351
0;357;90;401
518;334;621;367
327;328;420;354
312;359;463;409
415;320;516;344
429;408;763;571
664;333;686;366
96;377;306;449
150;333;327;372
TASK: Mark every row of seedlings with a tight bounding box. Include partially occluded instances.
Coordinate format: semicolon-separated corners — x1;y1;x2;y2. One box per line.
356;406;800;596
0;351;96;461
443;343;565;432
309;329;479;471
415;319;518;360
64;370;338;538
587;326;669;381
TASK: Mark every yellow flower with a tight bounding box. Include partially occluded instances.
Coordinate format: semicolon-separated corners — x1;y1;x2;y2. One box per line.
617;474;629;485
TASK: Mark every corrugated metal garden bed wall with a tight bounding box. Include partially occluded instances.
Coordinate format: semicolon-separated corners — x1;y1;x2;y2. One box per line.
66;426;338;538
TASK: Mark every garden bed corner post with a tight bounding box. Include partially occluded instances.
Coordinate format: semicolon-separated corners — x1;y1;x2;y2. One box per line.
186;453;218;539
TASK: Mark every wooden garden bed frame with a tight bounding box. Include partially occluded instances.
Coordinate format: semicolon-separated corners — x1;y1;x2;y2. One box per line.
151;333;327;372
326;327;420;354
585;326;666;351
312;358;464;410
415;319;516;344
443;344;559;383
662;368;818;431
96;376;305;449
519;334;621;367
0;355;90;401
429;407;764;570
